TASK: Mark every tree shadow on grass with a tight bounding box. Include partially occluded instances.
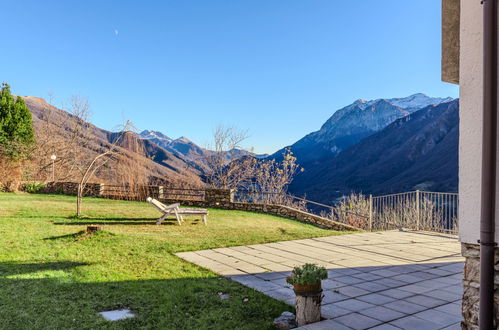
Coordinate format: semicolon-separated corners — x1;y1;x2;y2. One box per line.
53;218;204;226
43;231;87;240
0;261;90;277
0;264;288;329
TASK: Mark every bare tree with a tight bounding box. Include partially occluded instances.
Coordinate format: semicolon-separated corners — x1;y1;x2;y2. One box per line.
112;126;150;201
31;95;92;182
204;125;255;189
75;120;133;217
252;149;299;197
239;149;301;205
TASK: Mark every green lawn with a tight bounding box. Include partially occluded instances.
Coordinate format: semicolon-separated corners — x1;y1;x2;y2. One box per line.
0;193;348;329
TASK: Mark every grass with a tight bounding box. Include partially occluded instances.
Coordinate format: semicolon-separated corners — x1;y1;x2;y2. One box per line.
0;193;348;329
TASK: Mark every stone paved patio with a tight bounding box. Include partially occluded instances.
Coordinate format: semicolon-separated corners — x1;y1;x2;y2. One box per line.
176;231;464;329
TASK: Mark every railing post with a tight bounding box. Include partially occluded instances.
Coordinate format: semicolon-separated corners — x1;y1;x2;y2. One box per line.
415;190;420;231
368;194;373;231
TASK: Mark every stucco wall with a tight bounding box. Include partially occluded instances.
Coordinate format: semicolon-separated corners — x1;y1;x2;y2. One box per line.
458;0;499;244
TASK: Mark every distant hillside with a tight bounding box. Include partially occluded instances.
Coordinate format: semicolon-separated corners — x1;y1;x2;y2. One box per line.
271;94;454;165
289;99;459;203
24;96;203;185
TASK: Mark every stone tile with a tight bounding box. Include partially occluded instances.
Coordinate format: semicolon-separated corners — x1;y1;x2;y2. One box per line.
356;293;396;305
298;319;352;330
440;284;464;295
320;304;352;319
371;278;406;289
322;291;350;304
425;268;454;276
353;281;389;293
329;268;362;277
337;285;371;298
416;279;454;290
335;275;365;285
405;294;447;308
239;278;282;292
379;288;415;299
370;269;401;277
391;273;424;283
369;324;401;330
434;302;461;315
254;271;288;281
422;289;461;303
99;309;135;321
387;265;424;274
322;279;345;290
269;277;291;288
390;316;441;330
410;271;441;280
438;263;464;273
440;322;462;330
398;284;434;294
352;272;383;281
360;305;405;322
265;288;295;304
334;298;377;311
413;309;463;327
432;276;462;286
334;312;383;329
384;299;427;314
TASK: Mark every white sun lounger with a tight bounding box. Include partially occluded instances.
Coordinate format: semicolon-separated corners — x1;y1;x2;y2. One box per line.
146;197;208;225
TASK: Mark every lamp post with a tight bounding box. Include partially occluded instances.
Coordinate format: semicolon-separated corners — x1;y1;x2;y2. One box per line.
50;154;57;182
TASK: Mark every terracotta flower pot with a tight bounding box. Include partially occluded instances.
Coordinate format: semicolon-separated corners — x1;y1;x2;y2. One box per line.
292;282;322;295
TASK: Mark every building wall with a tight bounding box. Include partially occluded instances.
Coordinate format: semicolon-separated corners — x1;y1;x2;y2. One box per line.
458;1;499;328
458;0;499;244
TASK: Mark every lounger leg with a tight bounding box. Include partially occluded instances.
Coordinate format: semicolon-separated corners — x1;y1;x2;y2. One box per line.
174;209;181;226
202;215;207;225
156;213;168;225
180;215;184;222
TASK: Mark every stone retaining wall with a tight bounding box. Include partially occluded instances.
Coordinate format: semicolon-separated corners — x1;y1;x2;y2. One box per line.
36;183;357;231
41;182;104;197
461;243;499;329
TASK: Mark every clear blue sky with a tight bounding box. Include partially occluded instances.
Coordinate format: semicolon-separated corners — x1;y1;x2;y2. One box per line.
2;0;458;154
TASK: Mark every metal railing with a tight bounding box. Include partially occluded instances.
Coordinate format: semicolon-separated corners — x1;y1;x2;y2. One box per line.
161;187;206;201
370;190;459;234
102;185;206;202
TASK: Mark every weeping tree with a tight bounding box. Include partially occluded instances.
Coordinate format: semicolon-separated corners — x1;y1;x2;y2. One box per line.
75;120;133;217
0;83;35;190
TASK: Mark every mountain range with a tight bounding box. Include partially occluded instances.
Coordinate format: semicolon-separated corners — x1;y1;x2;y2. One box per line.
271;93;454;164
23;93;458;203
289;99;459;203
24;96;203;185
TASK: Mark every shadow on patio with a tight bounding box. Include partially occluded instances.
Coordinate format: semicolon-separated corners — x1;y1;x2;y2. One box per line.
177;230;464;329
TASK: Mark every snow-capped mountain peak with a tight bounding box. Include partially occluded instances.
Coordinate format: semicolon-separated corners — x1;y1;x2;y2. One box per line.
385;93;454;112
139;130;172;142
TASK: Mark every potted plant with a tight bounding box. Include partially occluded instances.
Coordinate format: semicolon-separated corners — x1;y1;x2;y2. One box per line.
286;263;328;293
286;263;327;326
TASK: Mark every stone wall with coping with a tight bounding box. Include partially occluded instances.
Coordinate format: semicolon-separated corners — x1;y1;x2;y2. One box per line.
461;243;499;329
41;182;104;197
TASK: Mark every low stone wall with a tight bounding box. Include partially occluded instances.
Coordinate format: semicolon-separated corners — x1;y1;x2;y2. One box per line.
36;183;357;231
41;182;104;197
230;202;358;231
461;243;499;329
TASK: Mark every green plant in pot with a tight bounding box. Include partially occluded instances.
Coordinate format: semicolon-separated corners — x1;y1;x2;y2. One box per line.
286;263;327;294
